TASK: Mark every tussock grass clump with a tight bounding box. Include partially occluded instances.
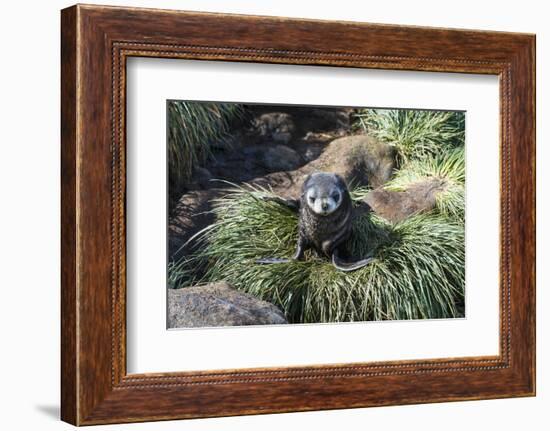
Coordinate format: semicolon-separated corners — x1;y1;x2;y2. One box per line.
168;101;243;190
354;109;465;165
171;185;465;323
385;147;465;220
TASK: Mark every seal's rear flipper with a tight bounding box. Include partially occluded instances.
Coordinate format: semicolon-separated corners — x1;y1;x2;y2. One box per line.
256;257;292;265
332;253;374;272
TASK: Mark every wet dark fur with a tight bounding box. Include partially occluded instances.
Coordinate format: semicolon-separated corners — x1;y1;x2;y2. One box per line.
295;174;352;259
257;173;373;271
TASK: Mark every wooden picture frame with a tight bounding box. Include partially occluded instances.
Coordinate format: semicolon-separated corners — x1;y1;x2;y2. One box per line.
61;4;536;425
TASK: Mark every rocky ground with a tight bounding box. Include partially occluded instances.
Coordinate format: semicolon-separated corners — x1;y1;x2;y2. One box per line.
168;104;448;328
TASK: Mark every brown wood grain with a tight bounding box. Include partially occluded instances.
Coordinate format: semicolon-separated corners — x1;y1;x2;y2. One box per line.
61;5;78;425
60;4;536;425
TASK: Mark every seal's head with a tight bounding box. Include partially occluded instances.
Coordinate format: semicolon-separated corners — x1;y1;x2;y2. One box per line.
302;172;348;216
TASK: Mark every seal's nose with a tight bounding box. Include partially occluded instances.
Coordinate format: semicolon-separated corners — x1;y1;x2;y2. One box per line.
322;202;329;211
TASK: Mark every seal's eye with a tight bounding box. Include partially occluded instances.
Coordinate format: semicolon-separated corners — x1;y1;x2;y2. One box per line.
332;193;340;201
309;196;315;203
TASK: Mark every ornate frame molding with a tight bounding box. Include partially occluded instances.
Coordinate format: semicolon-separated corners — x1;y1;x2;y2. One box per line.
61;5;535;425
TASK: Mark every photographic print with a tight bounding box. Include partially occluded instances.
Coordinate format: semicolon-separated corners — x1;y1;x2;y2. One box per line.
167;102;466;328
60;6;535;423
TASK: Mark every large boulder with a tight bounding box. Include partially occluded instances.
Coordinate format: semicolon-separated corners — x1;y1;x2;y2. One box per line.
261;144;302;172
253;134;396;198
364;178;445;223
168;282;288;328
310;135;396;188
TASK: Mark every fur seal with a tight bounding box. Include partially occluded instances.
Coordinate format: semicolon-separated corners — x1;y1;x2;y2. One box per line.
257;172;374;272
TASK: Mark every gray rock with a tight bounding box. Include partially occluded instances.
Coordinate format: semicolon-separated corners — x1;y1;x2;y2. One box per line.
253;112;295;144
188;167;213;189
309;108;352;130
261;145;302;172
168;282;288;328
303;146;323;162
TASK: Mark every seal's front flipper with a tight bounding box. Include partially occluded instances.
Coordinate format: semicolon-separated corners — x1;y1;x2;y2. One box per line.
255;257;292;265
331;252;374;272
